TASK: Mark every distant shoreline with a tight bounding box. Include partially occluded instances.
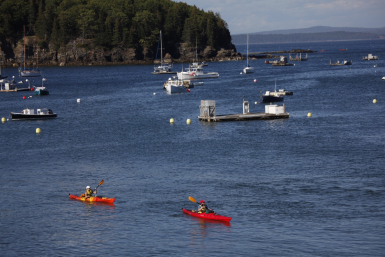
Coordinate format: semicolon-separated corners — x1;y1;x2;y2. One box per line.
233;38;385;45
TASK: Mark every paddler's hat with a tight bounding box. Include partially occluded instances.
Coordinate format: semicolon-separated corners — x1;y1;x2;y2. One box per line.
86;186;90;189
200;200;205;203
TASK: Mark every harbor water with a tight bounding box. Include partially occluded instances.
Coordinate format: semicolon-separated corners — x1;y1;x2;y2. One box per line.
1;39;384;256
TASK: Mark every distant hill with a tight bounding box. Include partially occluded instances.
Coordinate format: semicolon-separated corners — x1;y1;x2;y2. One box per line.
249;26;385;35
232;26;385;44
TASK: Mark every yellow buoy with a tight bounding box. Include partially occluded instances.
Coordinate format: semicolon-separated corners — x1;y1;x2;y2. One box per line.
36;128;41;134
1;117;5;123
373;99;377;104
186;119;191;125
307;112;312;117
170;118;174;124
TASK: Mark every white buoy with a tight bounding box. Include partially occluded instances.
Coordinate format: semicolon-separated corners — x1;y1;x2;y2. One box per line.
36;128;41;134
240;72;242;74
373;99;377;104
307;112;312;117
255;102;258;104
1;117;5;123
186;119;191;125
153;92;156;95
77;98;81;103
170;118;174;124
254;79;257;82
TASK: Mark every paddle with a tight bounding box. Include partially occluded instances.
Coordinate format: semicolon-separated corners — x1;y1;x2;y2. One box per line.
188;196;199;205
94;180;104;197
96;180;104;189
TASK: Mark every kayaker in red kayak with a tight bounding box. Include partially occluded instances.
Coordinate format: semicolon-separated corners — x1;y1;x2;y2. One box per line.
85;186;97;199
198;200;213;214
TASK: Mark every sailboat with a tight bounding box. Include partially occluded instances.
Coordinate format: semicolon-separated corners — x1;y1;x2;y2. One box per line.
152;30;174;74
243;34;254;74
19;26;42;77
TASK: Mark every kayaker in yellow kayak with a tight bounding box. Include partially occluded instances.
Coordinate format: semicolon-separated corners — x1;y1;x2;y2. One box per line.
198;200;213;214
85;186;97;198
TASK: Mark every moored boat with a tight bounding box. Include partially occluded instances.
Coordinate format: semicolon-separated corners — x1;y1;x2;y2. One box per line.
182;208;231;222
35;86;49;95
262;93;284;103
152;30;174;74
19;26;42;78
177;66;219;80
69;194;115;203
11;108;57;120
163;77;192;93
261;79;284;103
243;34;254;74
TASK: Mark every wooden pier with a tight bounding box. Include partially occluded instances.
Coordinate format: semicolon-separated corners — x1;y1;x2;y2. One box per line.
199;99;289;122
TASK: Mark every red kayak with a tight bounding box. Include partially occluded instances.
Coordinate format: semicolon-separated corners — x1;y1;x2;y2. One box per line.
182;208;231;222
69;194;115;203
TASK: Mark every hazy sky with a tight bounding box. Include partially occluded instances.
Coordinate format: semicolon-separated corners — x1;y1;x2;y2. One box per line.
178;0;385;34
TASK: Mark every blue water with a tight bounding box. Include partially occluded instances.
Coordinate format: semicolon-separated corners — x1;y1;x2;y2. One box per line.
1;40;384;256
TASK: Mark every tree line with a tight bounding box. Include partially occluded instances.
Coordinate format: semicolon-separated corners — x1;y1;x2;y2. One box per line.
0;0;232;51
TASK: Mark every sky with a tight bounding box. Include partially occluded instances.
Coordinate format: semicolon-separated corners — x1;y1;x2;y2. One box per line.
178;0;385;34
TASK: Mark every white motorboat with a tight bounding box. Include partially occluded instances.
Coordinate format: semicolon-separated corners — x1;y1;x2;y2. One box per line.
243;34;254;74
163;77;191;93
177;66;219;80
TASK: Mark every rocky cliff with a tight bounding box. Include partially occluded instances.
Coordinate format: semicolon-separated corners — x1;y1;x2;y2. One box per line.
0;37;242;67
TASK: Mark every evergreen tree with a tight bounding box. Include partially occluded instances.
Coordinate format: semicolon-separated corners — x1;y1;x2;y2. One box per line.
35;0;47;40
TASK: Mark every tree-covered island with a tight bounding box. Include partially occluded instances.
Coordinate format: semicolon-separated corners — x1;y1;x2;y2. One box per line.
0;0;241;67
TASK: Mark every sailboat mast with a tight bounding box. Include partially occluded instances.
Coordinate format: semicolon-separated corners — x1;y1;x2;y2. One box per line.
23;26;26;70
196;38;198;62
160;30;163;65
247;34;249;66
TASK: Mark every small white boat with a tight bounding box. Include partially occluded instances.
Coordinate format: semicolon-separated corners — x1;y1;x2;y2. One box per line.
163;77;191;93
382;77;385;80
243;34;254;74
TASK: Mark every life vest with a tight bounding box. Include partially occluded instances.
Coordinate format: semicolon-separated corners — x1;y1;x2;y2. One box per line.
85;188;93;197
198;204;207;213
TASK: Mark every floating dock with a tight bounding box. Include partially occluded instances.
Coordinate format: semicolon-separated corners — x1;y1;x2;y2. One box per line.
198;99;289;122
0;80;31;92
289;53;308;61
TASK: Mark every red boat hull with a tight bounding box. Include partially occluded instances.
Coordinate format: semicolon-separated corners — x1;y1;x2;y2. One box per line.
69;194;115;203
182;208;231;222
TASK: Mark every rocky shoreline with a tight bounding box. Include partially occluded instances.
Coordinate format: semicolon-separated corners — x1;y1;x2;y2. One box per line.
244;49;317;60
0;38;243;68
1;36;318;67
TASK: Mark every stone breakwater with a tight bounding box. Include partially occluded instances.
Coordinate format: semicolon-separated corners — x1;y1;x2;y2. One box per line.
0;38;243;67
